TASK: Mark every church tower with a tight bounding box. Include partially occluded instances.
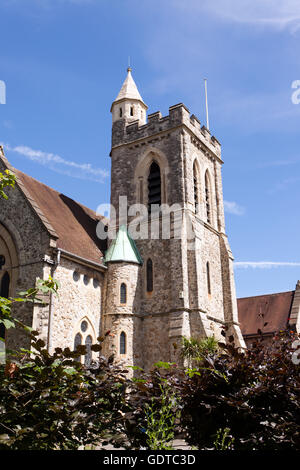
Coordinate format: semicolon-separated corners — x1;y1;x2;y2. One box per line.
104;68;245;371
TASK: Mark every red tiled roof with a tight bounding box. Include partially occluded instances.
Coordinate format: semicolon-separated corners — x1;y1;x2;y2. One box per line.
237;291;294;336
14;169;107;265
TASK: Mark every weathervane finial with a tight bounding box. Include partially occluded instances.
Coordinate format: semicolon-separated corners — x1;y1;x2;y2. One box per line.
127;56;132;73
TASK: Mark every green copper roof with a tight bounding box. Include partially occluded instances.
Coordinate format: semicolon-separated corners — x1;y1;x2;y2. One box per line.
104;225;143;265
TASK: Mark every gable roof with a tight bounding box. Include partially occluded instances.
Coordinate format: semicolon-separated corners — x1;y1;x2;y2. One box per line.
104;225;143;265
14;169;107;264
0;148;107;265
237;290;294;337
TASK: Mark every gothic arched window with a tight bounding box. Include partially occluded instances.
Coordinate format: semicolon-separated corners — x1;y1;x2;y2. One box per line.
120;283;127;304
148;161;161;213
74;333;82;362
74;319;95;365
120;331;126;355
205;171;212;224
193;161;200;214
206;262;211;296
146;258;153;292
84;335;93;366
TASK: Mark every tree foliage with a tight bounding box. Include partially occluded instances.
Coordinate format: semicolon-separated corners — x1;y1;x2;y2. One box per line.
180;331;300;450
0;281;130;450
124;331;300;450
0;169;15;200
181;335;218;368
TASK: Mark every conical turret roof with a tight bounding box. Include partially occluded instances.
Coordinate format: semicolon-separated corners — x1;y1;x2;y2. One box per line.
104;225;143;265
114;67;145;104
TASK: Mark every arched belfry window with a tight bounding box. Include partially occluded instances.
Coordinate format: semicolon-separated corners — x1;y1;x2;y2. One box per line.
148;161;161;213
120;283;127;304
0;271;10;344
120;331;126;355
193;161;199;213
205;171;212;224
146;258;153;292
206;262;211;295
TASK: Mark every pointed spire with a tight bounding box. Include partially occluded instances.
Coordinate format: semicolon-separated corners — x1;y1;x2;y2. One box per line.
104;225;143;265
111;67;148;124
114;67;145;104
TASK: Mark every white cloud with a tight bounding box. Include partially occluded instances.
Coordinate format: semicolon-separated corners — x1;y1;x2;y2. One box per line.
234;261;300;269
175;0;300;33
224;200;245;215
1;142;109;183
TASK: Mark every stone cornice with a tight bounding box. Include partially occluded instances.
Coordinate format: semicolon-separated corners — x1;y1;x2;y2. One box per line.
57;248;107;272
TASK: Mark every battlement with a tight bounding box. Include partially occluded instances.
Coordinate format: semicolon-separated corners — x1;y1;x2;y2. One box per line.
112;103;221;157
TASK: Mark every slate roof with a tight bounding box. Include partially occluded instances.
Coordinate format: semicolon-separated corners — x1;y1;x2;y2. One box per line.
14;168;107;265
237;290;294;337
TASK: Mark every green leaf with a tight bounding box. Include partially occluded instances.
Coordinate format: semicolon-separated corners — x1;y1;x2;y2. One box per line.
153;361;176;369
1;318;15;329
127;365;144;371
63;367;77;375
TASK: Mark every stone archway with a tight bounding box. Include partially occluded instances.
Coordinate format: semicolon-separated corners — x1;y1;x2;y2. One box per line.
0;223;19;361
0;222;19;298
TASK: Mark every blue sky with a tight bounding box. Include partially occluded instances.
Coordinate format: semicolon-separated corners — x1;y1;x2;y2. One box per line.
0;0;300;297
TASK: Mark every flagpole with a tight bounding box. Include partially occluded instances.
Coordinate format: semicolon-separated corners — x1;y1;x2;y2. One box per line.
204;78;210;131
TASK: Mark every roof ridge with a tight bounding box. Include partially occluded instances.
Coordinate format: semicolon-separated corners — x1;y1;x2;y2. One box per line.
238;290;294;300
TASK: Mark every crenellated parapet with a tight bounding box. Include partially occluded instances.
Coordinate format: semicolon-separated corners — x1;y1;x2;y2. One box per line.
111;102;222;159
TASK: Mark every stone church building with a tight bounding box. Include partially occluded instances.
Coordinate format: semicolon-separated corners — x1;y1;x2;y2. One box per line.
0;68;249;368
